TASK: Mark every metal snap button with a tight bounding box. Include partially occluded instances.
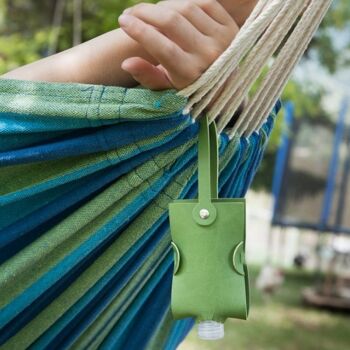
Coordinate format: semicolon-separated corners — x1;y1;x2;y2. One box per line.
199;209;210;219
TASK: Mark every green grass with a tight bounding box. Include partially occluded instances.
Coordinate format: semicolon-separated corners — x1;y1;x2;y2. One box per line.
179;268;350;350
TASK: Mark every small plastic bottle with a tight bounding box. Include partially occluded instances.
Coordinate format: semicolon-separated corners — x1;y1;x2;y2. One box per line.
197;321;224;340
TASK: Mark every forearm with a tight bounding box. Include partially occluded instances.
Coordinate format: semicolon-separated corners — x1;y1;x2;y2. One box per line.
1;29;156;87
2;0;258;88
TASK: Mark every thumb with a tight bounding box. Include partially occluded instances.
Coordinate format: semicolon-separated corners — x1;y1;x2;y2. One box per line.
121;57;173;90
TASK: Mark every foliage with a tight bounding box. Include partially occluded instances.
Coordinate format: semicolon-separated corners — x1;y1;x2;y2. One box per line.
0;0;153;73
312;0;350;73
0;31;50;73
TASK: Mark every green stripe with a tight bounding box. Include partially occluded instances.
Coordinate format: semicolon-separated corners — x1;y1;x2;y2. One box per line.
1;137;237;349
0;120;189;196
0;79;187;120
145;307;174;350
0;140;195;308
71;242;172;350
2;162;195;349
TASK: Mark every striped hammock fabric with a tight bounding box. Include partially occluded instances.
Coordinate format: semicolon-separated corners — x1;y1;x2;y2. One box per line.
0;78;280;349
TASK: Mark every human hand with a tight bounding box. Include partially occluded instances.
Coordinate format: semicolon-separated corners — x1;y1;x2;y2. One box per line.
118;0;239;91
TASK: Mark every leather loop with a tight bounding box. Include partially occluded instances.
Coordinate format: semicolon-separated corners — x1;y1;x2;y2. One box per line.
209;119;219;199
194;115;218;225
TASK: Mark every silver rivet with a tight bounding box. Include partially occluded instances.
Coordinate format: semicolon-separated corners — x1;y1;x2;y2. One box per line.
199;209;210;219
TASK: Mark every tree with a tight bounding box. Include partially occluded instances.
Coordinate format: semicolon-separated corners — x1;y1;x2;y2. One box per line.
1;0;349;75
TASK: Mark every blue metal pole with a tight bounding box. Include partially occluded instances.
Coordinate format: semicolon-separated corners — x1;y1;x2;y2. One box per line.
334;123;350;232
271;101;295;222
319;99;349;230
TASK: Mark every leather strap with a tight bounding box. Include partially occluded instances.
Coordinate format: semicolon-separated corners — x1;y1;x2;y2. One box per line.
209;119;218;199
193;115;219;226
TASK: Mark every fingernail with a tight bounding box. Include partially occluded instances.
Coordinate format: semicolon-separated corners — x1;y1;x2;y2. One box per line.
121;61;129;71
118;14;133;27
123;8;131;14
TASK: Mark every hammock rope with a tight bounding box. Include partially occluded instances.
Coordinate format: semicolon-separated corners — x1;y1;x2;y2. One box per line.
177;0;333;137
242;0;333;136
214;0;306;132
178;0;283;115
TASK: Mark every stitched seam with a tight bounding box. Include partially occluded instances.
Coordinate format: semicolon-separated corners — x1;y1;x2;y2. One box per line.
127;128;179;203
128;118;163;180
84;86;95;128
0;88;173;104
125;170;166;211
118;88;127;120
95;87;115;166
129;138;179;202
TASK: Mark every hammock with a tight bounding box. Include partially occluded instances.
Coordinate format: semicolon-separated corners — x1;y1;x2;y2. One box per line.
0;78;279;349
0;0;331;348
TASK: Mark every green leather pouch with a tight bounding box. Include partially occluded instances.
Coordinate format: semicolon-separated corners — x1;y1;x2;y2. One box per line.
169;115;249;324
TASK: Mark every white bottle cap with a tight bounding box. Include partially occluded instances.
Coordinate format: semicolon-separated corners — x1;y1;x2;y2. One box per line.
198;321;224;340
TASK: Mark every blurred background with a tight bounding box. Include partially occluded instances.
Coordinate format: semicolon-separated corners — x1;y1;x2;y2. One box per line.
1;1;349;349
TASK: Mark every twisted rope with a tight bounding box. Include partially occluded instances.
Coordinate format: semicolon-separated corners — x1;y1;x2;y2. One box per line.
239;0;333;137
176;0;333;137
215;0;305;133
250;0;333;135
178;0;283;113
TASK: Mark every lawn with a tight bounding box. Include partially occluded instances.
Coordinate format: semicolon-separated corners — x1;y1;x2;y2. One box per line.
179;268;350;350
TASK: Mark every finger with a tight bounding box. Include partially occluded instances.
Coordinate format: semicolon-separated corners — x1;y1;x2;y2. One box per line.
125;3;208;53
118;14;189;78
166;0;233;26
158;0;221;36
121;57;173;90
159;0;238;47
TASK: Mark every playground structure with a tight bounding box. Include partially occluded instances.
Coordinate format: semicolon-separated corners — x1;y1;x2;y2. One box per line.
270;100;350;310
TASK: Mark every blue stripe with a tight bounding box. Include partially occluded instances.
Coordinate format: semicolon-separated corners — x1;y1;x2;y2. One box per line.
0;125;198;261
0;135;198;338
99;256;173;349
0;115;191;166
0;123;197;207
31;216;172;349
